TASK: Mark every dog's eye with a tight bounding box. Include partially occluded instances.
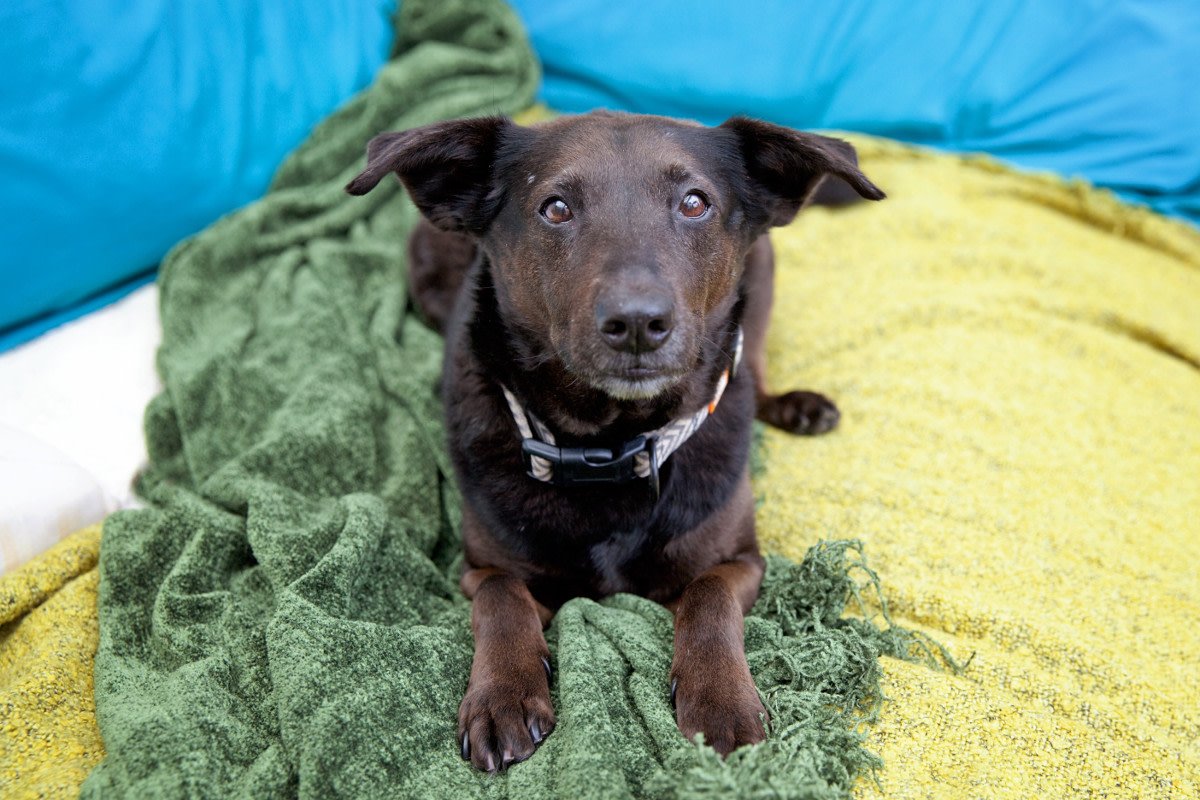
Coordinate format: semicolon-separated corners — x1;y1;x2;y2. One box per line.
679;192;709;219
540;197;573;224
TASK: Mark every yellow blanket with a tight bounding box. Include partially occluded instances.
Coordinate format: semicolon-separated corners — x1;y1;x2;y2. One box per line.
760;137;1200;798
2;136;1198;798
0;524;103;799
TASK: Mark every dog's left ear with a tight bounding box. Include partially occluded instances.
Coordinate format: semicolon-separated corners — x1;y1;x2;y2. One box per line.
720;116;885;227
346;116;522;234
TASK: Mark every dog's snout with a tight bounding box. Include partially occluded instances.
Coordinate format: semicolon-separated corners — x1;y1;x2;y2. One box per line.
595;290;675;354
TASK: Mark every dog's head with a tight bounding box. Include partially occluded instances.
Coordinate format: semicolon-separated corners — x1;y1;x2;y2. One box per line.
347;112;883;400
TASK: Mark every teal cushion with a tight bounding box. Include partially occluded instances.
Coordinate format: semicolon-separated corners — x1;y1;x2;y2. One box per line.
511;1;1200;227
0;0;396;351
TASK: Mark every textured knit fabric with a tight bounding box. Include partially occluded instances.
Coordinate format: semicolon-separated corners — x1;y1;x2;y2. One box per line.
0;524;104;799
757;138;1200;798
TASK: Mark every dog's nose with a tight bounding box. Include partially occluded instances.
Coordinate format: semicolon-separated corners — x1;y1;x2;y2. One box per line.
595;292;675;353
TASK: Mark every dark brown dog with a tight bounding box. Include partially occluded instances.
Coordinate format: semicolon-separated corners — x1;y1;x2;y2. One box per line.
347;111;883;772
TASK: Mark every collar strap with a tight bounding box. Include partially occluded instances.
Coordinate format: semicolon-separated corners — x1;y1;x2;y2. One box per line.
500;327;743;498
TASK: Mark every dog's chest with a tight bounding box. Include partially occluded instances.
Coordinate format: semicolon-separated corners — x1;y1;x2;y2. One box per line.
587;527;651;595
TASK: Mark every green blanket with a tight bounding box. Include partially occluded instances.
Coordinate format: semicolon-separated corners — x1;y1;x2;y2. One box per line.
85;1;929;797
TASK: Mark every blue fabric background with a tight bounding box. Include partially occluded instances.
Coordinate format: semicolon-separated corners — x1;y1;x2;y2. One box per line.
510;1;1200;227
0;0;396;351
4;1;1197;352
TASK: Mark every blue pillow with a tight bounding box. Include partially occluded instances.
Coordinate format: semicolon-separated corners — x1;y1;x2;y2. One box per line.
509;0;1200;227
0;0;396;351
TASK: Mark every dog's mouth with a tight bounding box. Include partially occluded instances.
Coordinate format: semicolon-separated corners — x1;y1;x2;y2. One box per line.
590;367;684;401
554;326;694;401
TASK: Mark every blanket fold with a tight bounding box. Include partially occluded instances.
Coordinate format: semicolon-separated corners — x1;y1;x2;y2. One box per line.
0;525;104;799
83;2;920;798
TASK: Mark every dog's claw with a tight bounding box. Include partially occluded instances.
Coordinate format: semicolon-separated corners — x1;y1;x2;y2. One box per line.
460;732;470;760
530;720;543;744
670;677;678;708
542;656;552;682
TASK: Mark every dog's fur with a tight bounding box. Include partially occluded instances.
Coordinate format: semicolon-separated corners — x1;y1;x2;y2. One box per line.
347;111;883;771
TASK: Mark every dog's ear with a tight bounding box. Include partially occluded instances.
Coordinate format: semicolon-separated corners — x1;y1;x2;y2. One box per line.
346;116;520;234
720;116;885;227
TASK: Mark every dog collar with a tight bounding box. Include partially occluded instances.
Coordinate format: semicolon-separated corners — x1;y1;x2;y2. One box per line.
500;327;743;498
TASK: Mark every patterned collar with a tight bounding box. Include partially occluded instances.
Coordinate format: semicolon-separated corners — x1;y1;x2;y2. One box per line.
500;327;743;499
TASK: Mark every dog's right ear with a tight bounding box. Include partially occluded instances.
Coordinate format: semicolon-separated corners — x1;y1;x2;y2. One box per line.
346;116;520;234
720;116;885;228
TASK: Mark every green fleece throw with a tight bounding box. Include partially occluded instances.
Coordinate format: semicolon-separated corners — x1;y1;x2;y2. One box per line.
84;1;935;797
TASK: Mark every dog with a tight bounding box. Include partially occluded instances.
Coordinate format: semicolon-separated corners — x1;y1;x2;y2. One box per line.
346;110;884;772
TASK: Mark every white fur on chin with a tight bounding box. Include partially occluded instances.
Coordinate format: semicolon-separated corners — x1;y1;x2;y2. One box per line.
594;375;679;401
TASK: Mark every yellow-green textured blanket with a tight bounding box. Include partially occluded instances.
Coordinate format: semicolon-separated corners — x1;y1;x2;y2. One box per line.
759;137;1200;798
2;135;1198;798
0;525;103;797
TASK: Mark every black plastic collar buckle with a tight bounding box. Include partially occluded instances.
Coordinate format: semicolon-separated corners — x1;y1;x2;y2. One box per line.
521;435;651;487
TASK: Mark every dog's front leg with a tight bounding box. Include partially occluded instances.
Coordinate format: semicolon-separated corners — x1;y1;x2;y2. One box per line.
458;568;555;772
740;235;841;436
670;552;768;755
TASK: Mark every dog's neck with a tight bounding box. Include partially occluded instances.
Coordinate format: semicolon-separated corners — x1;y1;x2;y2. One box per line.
467;261;742;446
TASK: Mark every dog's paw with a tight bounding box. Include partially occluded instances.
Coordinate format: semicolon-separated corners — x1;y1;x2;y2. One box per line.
458;655;555;772
757;390;840;436
671;654;768;756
